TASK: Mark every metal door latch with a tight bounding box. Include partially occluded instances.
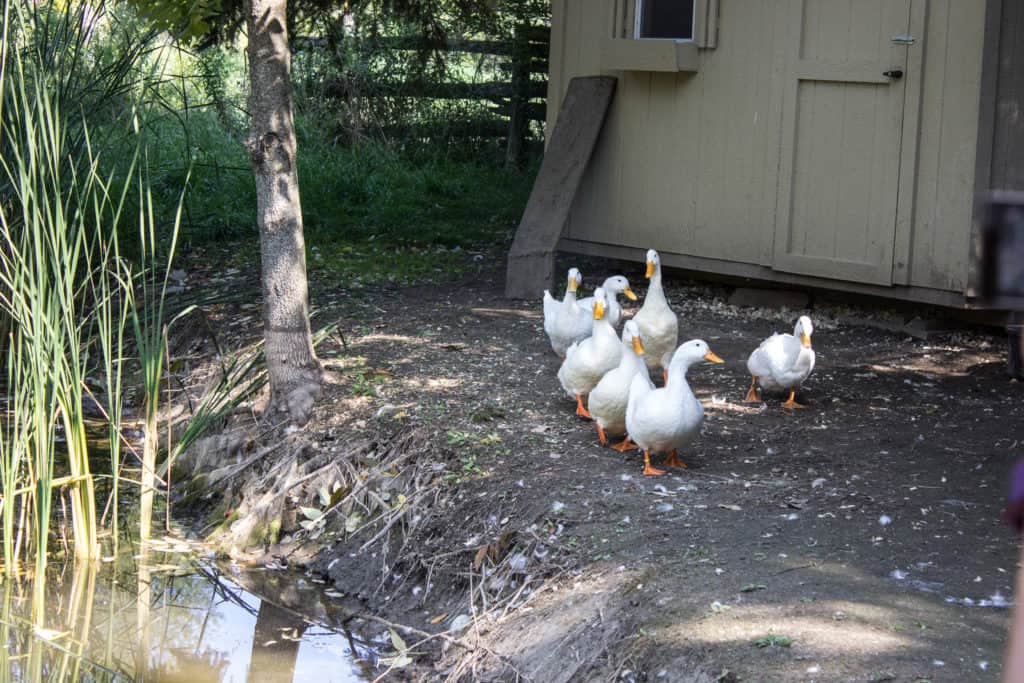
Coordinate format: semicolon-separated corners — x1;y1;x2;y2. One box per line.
883;69;904;79
891;34;915;45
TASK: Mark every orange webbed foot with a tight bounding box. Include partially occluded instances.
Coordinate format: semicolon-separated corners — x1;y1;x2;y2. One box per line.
596;423;608;446
781;389;806;409
744;376;761;403
663;450;687;468
612;438;638;452
642;451;665;476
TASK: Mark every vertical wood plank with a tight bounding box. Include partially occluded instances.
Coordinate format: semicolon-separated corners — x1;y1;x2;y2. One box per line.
545;0;569;141
505;77;618;298
910;0;985;291
892;0;927;285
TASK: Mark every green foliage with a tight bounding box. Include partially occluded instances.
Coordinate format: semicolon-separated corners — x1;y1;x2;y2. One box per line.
0;0;239;570
446;430;475;446
293;0;550;154
138;105;533;266
297;138;533;245
350;371;386;397
0;0;161;180
110;0;542;268
124;0;221;42
753;633;793;649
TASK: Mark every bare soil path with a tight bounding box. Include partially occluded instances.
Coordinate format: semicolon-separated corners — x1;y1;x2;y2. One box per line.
187;251;1022;682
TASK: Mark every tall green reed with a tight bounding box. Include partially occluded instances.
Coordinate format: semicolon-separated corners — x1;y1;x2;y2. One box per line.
0;50;94;572
0;0;165;573
88;135;135;553
124;169;188;544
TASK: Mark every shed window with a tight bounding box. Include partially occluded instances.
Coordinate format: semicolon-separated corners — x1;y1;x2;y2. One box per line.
636;0;696;40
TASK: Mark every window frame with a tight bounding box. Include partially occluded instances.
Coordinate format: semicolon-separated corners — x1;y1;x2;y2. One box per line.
600;0;716;72
633;0;697;42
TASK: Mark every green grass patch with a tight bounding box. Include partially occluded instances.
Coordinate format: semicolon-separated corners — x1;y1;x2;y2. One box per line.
139;109;535;252
753;633;793;649
309;241;476;286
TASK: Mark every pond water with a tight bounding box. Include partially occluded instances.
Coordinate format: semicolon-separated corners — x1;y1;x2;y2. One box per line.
0;537;380;682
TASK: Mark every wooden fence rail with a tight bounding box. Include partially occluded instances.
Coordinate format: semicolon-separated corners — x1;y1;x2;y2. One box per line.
296;24;550;165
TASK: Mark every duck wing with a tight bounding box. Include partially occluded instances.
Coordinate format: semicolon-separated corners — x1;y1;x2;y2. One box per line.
564;338;583;362
626;371;655;414
748;333;800;379
568;301;595;340
543;290;559;335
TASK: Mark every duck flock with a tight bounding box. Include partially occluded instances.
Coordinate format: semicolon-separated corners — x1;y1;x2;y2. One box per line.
542;249;816;476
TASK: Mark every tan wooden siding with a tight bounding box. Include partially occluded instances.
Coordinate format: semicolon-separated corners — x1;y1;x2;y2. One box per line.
907;0;984;293
772;0;912;286
558;0;781;265
545;0;986;298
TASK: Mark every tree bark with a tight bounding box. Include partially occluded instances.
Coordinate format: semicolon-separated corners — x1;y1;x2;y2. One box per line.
245;0;321;424
246;599;307;683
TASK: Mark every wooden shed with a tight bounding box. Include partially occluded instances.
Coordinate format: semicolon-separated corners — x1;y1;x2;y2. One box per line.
508;0;1024;307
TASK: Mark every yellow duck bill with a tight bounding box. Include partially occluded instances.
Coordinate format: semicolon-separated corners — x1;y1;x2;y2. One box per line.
624;287;638;301
632;336;645;354
593;301;606;320
800;332;812;348
703;350;725;363
645;261;655;278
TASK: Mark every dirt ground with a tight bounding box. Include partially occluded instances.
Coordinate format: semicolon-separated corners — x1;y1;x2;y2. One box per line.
182;251;1023;682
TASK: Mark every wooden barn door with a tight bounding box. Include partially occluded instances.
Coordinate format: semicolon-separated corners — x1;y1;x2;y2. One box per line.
772;0;915;285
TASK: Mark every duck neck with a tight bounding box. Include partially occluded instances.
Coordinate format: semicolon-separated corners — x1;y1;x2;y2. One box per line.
562;288;578;306
593;316;616;341
620;344;646;372
793;345;814;371
646;268;668;308
666;359;697;402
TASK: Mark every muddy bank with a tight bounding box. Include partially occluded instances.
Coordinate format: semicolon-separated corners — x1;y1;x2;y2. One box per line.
174;254;1021;681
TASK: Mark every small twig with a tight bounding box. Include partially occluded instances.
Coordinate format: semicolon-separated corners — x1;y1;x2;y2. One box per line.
371;630;451;683
80;383;142;459
771;562;816;576
359;485;437;551
498;577;534;620
208;438;290;484
0;616;126;678
353;612;532;683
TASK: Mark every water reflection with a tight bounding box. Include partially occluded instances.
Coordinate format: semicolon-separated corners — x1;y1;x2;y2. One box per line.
0;542;377;682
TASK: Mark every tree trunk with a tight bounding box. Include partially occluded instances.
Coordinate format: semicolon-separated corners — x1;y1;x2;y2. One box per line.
245;0;321;424
246;599;307;683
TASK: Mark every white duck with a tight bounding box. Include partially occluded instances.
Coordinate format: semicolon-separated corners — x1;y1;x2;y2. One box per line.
577;275;637;330
625;339;723;476
542;268;588;357
632;250;678;379
587;320;652;449
745;315;816;409
557;287;622;417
